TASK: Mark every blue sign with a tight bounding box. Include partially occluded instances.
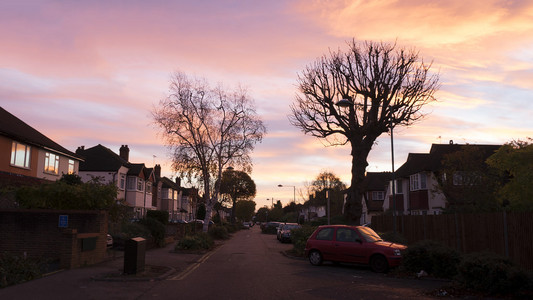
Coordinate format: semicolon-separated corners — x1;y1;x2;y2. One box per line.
58;215;68;228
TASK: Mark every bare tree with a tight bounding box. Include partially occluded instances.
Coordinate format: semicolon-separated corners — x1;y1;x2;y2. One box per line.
153;71;266;232
290;40;439;223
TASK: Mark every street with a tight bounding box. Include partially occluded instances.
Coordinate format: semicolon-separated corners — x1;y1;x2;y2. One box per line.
143;226;444;299
0;226;447;300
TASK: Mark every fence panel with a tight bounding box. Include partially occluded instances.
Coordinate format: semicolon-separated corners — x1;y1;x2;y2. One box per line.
371;212;533;270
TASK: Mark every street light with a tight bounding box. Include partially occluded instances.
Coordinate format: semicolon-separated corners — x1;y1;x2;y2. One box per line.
277;184;296;204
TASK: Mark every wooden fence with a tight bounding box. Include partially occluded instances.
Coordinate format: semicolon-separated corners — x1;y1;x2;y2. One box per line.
371;212;533;270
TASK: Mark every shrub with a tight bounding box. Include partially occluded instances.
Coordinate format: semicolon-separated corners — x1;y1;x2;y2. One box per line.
138;218;166;247
400;240;461;279
175;233;214;251
455;252;531;296
120;222;151;240
146;210;169;225
0;253;45;288
209;225;230;240
290;225;317;257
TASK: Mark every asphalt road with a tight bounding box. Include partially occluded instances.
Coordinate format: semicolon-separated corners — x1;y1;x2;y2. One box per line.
142;226;445;299
0;226;447;299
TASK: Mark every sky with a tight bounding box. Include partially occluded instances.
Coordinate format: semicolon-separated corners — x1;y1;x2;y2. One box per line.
1;0;532;208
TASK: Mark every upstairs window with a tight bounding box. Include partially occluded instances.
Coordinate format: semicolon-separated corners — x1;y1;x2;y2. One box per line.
11;141;31;168
390;179;403;194
137;179;144;191
44;152;59;174
146;182;152;194
372;191;384;200
119;173;126;190
127;177;136;190
410;173;427;191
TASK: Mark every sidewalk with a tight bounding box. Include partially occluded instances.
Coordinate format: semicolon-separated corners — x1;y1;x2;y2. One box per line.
0;242;208;299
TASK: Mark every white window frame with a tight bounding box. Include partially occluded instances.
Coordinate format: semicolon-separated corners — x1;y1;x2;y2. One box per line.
371;191;384;200
127;177;136;190
68;159;75;174
44;152;60;175
390;180;403;194
119;173;126;190
10;141;31;168
137;178;144;191
410;173;427;191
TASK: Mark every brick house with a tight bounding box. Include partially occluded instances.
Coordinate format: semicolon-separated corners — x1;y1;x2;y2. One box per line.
0;106;83;191
383;142;501;215
76;144;155;218
361;172;392;223
152;164;190;222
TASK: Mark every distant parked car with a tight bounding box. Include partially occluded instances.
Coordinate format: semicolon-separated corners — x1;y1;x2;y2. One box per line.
304;225;406;273
279;223;301;243
106;234;113;248
261;222;281;234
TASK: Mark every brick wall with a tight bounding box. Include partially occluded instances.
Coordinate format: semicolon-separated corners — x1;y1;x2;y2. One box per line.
0;209;108;269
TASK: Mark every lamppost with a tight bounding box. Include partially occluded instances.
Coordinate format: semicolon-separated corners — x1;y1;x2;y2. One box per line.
267;198;274;208
277;184;296;204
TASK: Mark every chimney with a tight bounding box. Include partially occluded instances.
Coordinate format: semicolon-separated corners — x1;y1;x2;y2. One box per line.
119;145;130;162
76;146;85;154
154;164;161;179
175;177;181;187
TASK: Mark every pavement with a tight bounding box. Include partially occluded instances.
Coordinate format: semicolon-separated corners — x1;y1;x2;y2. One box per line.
0;241;210;299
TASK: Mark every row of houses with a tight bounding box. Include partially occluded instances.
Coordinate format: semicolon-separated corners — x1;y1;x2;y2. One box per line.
300;141;502;225
0;106;200;222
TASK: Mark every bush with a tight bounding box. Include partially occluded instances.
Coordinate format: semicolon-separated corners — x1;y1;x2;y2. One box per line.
209;225;230;240
175;233;214;251
400;240;461;279
139;217;166;247
0;253;45;288
120;222;151;240
290;225;317;257
455;252;531;296
146;210;169;225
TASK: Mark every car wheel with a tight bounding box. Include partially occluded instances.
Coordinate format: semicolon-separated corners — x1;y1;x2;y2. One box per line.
370;254;388;273
308;250;323;266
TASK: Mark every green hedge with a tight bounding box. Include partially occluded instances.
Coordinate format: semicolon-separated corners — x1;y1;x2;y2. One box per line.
400;240;461;279
175;233;214;251
0;253;45;288
290;225;317;257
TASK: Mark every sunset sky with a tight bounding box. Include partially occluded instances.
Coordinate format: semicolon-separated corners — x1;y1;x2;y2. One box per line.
1;1;532;207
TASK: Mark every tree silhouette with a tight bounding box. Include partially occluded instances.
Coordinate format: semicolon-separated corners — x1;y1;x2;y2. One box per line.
290;40;439;223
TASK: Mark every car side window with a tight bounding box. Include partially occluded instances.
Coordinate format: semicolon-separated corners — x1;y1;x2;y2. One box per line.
336;228;358;242
316;228;334;241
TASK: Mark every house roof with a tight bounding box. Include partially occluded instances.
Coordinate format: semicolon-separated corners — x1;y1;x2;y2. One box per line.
0;106;82;160
395;143;502;177
362;172;392;191
77;144;129;171
160;177;180;190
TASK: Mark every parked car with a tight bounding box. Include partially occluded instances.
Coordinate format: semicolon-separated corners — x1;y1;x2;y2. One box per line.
106;234;113;248
261;221;281;234
304;225;406;273
279;223;301;243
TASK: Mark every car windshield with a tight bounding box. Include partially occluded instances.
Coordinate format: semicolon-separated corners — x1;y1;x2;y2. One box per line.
357;227;383;242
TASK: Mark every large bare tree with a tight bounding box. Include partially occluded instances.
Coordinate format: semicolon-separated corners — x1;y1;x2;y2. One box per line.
153;71;266;232
290;40;439;223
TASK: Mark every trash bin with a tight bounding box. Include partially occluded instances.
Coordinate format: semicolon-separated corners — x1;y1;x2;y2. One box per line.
123;237;146;274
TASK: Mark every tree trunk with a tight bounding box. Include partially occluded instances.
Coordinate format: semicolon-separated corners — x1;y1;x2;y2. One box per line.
344;141;371;224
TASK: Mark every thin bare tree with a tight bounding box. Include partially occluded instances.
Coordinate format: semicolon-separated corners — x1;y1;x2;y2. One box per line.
290;40;439;223
153;71;266;232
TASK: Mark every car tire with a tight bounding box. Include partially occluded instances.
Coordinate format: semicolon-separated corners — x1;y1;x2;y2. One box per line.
370;254;388;273
308;250;323;266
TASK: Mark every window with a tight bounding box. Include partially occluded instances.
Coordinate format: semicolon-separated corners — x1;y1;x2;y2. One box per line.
316;228;334;241
336;228;358;242
68;160;75;174
372;191;384;200
146;182;152;194
44;152;59;174
390;180;403;194
410;173;427;191
119;173;126;190
127;177;136;190
137;179;144;191
10;141;31;168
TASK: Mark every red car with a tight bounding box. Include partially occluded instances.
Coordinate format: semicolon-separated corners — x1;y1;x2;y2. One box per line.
304;225;406;273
